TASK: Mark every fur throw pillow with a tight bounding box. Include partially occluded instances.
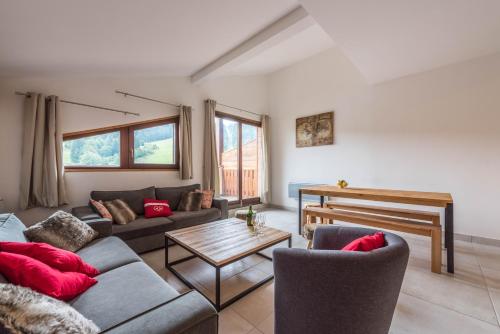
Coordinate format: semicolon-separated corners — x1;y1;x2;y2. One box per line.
24;211;98;252
0;283;99;334
103;199;137;225
177;192;203;212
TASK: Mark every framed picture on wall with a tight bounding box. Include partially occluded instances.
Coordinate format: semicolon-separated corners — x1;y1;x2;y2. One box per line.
296;111;334;147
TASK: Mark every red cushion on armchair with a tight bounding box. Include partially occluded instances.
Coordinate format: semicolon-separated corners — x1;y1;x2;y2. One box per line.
341;232;385;251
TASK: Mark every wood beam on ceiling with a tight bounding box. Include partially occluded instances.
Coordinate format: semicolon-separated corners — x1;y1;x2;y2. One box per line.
190;6;313;84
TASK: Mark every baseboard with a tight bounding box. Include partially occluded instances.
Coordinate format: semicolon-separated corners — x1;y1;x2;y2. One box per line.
455;233;500;247
267;203;500;247
267;204;296;212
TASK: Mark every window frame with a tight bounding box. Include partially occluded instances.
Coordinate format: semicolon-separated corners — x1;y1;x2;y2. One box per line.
63;116;179;172
215;111;262;207
128;118;179;169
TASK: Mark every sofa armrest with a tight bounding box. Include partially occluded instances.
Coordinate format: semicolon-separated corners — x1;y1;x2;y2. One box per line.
72;206;113;238
85;218;113;238
104;290;218;334
212;197;229;219
72;205;101;221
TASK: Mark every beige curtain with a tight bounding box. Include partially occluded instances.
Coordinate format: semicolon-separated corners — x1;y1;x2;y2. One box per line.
179;105;193;180
202;99;220;195
259;114;271;204
20;93;67;209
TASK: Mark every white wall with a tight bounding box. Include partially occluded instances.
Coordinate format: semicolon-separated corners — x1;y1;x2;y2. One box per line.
2;47;500;240
268;48;500;240
0;75;267;213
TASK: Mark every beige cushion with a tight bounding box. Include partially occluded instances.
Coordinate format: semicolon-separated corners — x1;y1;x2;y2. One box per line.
90;199;112;220
195;189;214;209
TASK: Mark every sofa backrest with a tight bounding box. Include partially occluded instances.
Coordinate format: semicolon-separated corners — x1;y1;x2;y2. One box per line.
155;184;201;211
90;186;155;216
0;213;27;242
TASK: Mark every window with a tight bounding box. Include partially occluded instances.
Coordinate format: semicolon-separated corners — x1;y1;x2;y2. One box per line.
131;122;177;167
63;117;179;170
64;131;121;167
216;112;262;205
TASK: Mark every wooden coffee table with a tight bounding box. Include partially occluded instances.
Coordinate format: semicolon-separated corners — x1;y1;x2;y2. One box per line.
165;218;292;311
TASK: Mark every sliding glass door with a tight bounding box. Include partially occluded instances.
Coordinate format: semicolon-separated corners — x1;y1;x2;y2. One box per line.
217;118;239;202
216;113;261;206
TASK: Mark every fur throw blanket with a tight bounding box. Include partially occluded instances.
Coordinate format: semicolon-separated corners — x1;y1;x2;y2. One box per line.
0;284;99;334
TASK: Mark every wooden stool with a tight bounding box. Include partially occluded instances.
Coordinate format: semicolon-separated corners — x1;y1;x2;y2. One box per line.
303;205;443;274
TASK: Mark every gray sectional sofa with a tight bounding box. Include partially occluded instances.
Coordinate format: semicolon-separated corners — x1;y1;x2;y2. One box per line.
0;213;218;334
72;184;229;253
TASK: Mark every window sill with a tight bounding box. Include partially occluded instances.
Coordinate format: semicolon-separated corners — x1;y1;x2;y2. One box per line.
64;168;179;172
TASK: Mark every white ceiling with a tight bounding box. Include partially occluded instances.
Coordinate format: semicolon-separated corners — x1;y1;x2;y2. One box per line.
299;0;500;83
0;0;301;76
2;0;499;82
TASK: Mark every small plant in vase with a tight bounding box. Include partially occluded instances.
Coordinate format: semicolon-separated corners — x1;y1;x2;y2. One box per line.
337;180;348;189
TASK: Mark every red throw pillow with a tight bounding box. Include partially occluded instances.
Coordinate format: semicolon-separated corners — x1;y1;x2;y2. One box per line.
342;232;385;252
144;198;172;218
0;252;97;301
0;242;99;277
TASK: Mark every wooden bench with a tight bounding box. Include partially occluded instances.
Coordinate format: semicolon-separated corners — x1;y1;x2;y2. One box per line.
303;204;442;274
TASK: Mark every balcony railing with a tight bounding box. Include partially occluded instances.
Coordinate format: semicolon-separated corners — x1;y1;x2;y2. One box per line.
221;168;258;199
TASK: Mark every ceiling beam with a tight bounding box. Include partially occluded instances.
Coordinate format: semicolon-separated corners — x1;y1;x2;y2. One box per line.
191;6;313;84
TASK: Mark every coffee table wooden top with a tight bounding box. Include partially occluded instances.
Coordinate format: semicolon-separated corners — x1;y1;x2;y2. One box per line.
165;218;291;267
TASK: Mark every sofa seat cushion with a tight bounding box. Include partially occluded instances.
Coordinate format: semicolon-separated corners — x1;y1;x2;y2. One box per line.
112;216;173;241
70;262;179;332
168;208;221;230
105;291;217;334
77;237;141;274
0;213;27;242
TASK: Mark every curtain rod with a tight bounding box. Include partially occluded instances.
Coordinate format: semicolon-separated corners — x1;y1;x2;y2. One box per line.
115;90;262;117
115;90;180;108
15;92;140;116
216;102;262;117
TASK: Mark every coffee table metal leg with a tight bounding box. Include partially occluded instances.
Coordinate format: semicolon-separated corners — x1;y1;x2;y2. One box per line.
165;234;291;311
215;267;221;311
165;235;169;268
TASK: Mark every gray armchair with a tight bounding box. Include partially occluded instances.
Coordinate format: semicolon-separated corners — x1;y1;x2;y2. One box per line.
273;225;409;334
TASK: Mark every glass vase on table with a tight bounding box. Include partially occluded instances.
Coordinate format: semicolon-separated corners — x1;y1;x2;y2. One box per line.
254;213;267;236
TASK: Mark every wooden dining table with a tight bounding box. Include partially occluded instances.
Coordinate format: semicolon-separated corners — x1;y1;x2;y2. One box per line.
298;186;454;273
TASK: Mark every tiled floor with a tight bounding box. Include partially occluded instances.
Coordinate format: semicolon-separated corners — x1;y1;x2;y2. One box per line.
141;209;500;334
